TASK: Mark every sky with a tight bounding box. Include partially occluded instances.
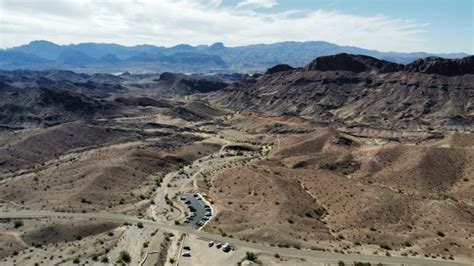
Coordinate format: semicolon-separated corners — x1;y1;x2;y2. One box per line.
0;0;473;53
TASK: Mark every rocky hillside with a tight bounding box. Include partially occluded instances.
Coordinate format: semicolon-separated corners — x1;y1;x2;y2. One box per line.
0;70;229;129
208;54;474;131
150;72;229;98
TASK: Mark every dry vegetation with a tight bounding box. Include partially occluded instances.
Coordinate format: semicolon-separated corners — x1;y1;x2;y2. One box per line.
0;96;472;264
202;113;473;260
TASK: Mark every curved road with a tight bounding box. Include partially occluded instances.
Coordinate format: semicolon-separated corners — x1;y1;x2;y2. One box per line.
0;211;468;266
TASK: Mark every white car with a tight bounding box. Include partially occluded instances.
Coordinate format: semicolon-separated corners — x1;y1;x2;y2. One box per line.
182;251;191;257
222;243;231;252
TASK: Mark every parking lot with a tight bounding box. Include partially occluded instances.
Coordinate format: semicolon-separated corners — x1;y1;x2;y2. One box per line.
179;192;213;229
179;234;246;266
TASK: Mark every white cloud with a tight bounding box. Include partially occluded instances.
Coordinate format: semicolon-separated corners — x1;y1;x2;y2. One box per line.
236;0;277;9
0;0;427;52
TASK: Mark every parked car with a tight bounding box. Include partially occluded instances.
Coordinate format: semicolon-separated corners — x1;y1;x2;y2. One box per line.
202;216;209;221
208;241;214;247
183;246;191;251
216;243;222;249
222;243;231;252
180;196;186;200
205;211;212;216
182;251;191;257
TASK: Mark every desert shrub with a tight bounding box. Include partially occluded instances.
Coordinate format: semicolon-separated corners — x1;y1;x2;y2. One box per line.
119;251;131;263
278;243;290;248
13;220;23;228
354;262;371;266
80;198;92;204
245;252;257;261
436;231;446;237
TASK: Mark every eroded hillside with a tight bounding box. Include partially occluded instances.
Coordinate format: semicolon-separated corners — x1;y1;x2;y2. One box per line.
208;54;474;131
0;56;472;265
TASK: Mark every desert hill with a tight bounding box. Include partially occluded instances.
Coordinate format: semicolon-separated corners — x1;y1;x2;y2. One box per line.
208;54;474;131
0;55;472;264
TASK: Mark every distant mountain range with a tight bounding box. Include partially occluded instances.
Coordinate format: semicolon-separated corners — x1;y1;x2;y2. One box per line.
0;40;469;74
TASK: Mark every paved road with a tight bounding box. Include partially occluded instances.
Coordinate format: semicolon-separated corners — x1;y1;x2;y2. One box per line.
0;211;469;266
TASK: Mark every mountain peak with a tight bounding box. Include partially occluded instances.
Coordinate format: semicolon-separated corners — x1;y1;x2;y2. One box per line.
210;42;225;50
28;40;59;46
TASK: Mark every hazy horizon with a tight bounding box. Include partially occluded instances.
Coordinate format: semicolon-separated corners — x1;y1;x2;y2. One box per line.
1;0;472;54
4;39;472;56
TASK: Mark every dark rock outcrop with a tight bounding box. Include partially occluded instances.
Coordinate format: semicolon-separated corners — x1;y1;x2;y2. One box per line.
265;64;295;74
405;56;474;76
305;53;473;76
155;72;228;96
305;53;404;73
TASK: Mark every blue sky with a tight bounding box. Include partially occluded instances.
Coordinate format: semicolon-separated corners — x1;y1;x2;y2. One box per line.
223;0;474;53
1;0;472;53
